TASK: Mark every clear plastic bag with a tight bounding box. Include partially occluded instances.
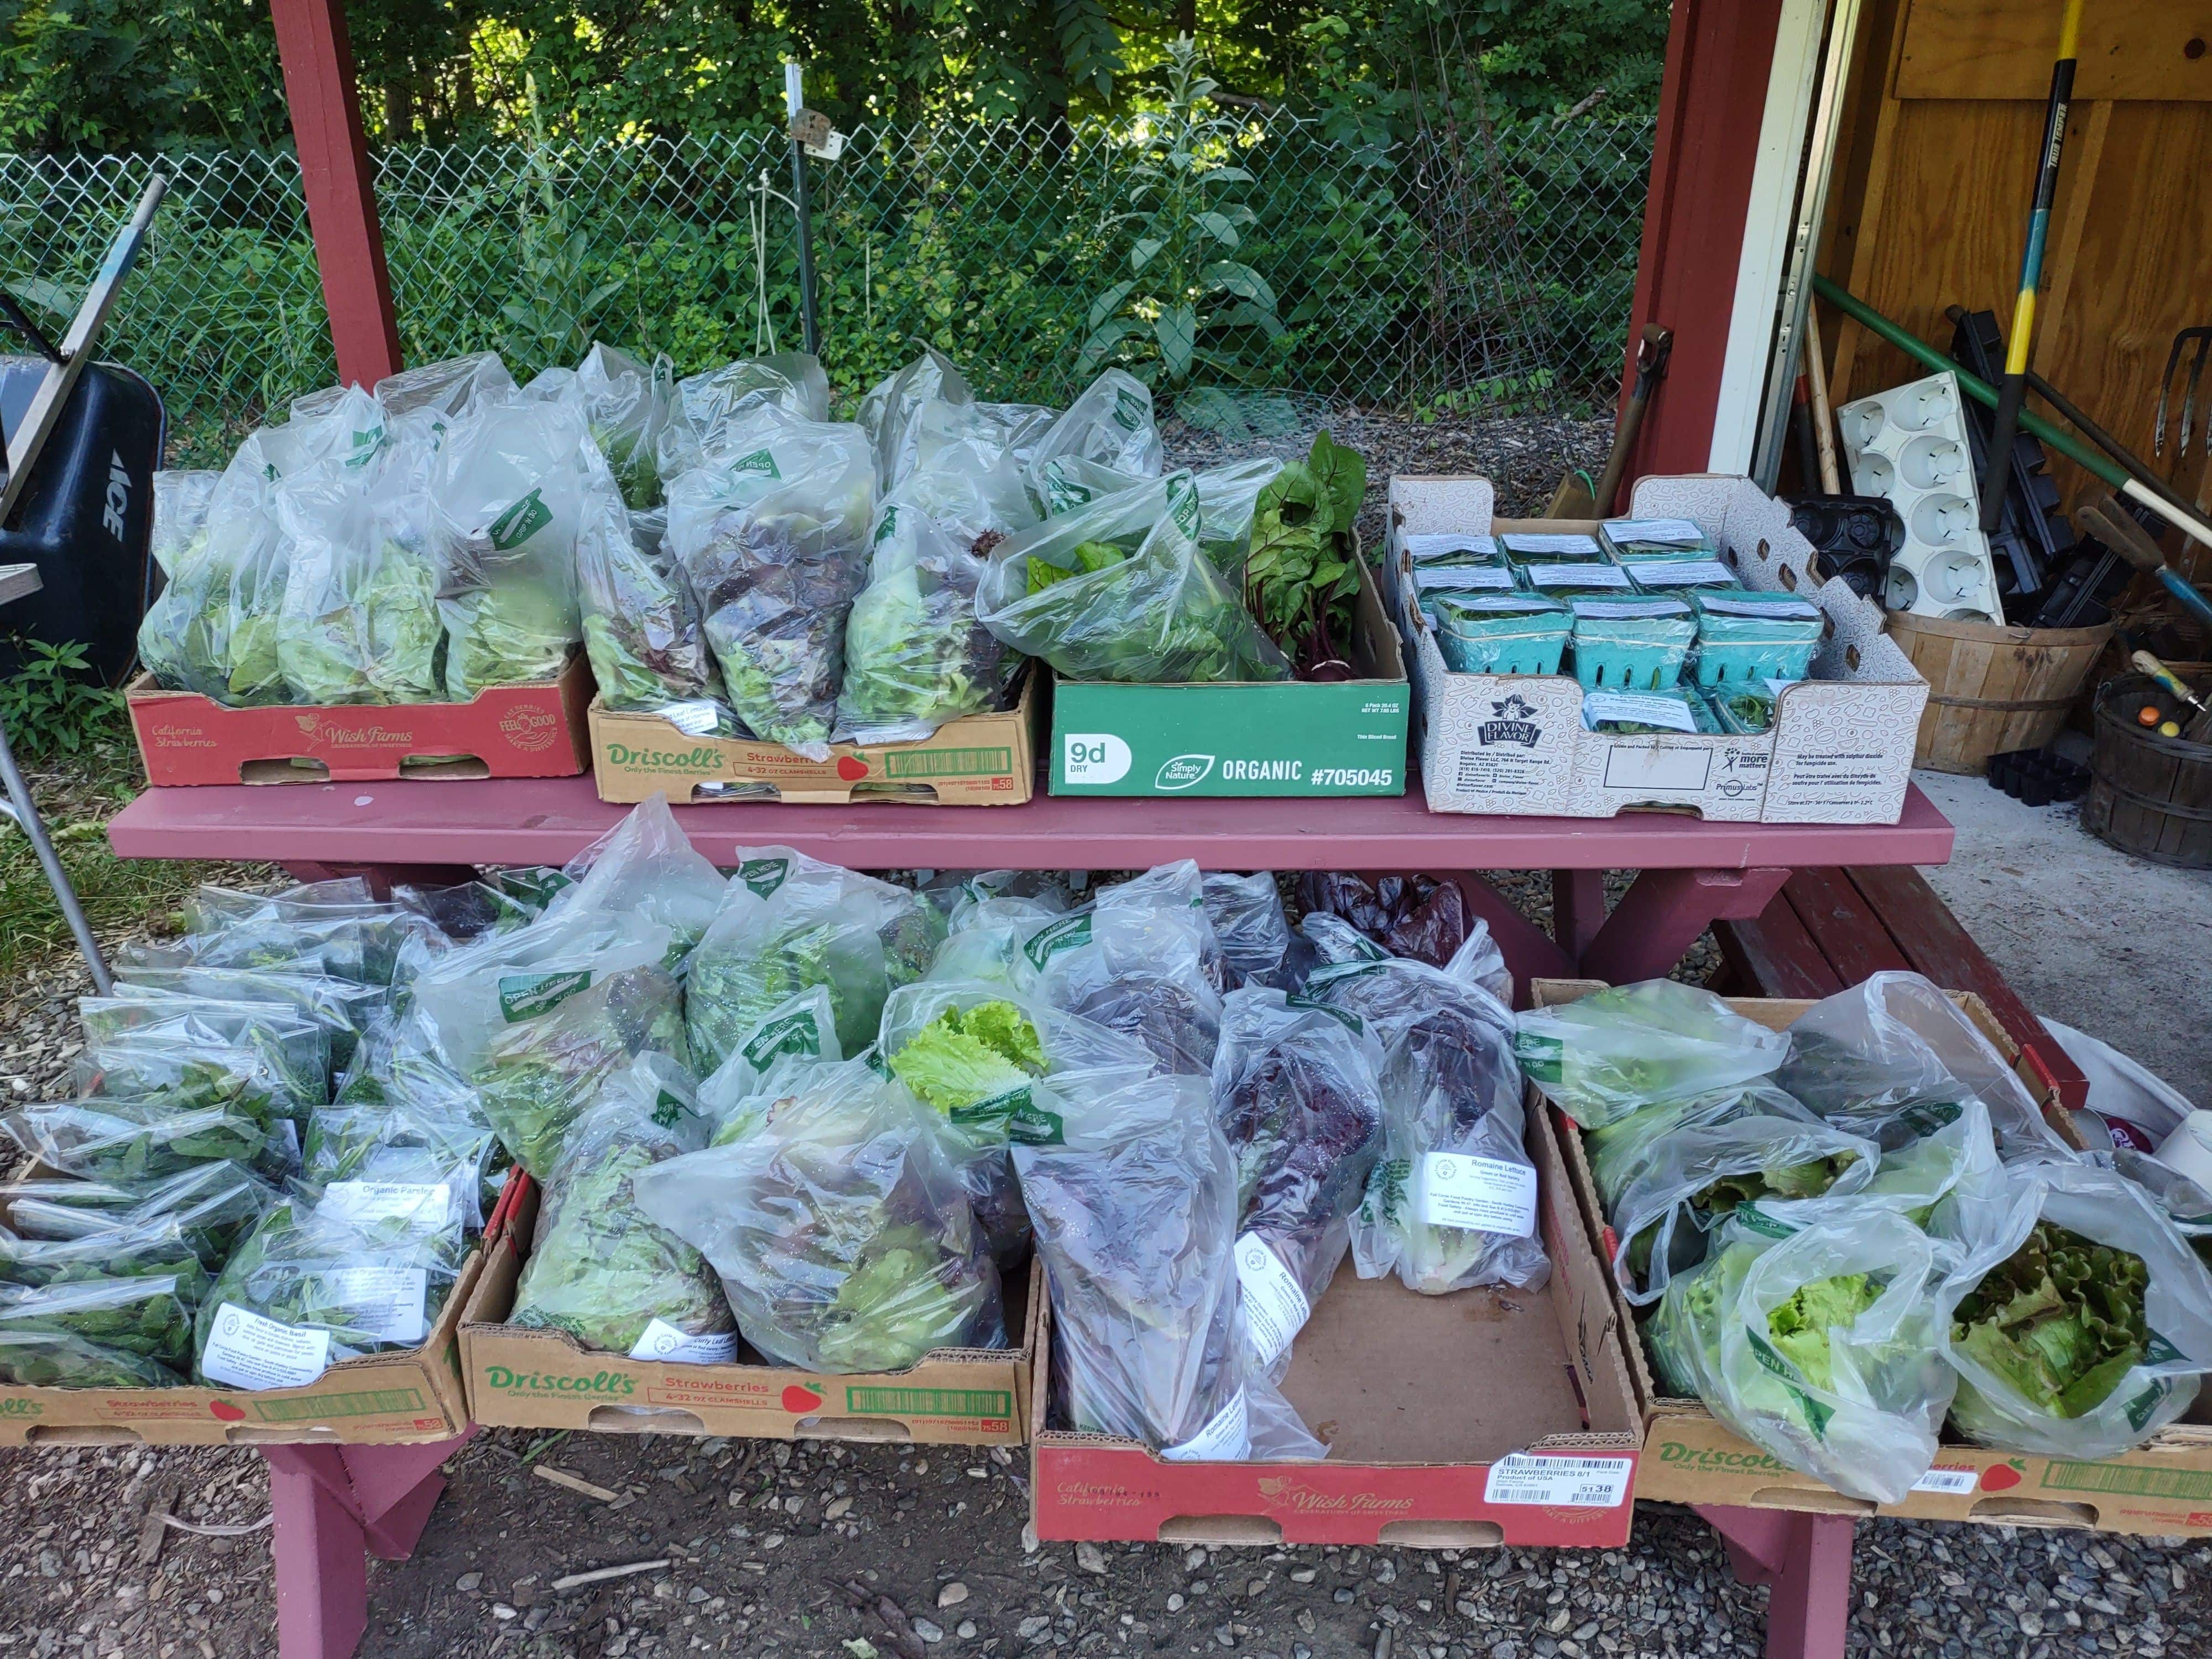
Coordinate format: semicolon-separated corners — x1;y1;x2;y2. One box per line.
1587;1085;1879;1304
172;879;420;985
1295;873;1484;974
1202;873;1297;991
0;1214;208;1289
409;909;685;1178
664;405;876;758
76;997;330;1135
1309;948;1546;1296
2;1162;274;1264
304;1009;501;1225
0;1267;207;1374
685;850;940;1070
1943;1159;2212;1458
857;346;973;492
697;987;844;1140
1193;458;1287;582
1212;989;1386;1368
633;1055;1005;1372
543;794;727;974
662;353;833;476
1029;862;1227;1077
577;455;733;733
372;352;516;420
977;472;1289;685
1013;1068;1323;1459
194;1186;467;1385
108;963;385;1073
1775;972;2068;1159
554;342;676;509
1025;369;1162;486
1515;980;1791;1129
510;1054;737;1361
0;1327;186;1389
430;390;591;697
2;1099;290;1183
140;469;221;689
1647;1204;1957;1504
838;401;1042;743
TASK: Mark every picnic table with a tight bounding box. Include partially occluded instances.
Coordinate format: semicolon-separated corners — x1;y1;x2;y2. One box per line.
101;774;1956;1659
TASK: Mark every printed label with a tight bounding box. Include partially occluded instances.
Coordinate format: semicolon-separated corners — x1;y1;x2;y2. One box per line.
1628;560;1734;586
1582;691;1699;733
730;448;781;479
650;1089;699;1130
318;1181;452;1235
1604;518;1705;545
1483;1454;1634;1507
1571;599;1691;619
1022;912;1094;971
658;700;726;738
742;1008;822;1069
1416;565;1516;593
629;1319;741;1365
1501;533;1602;556
320;1266;430;1345
1167;474;1201;539
1414;1152;1537;1237
1699;594;1820;618
1514;1031;1563;1084
1405;532;1498;560
200;1302;333;1391
738;856;791;899
498;969;592;1022
1234;1234;1311;1366
1003;1097;1066;1146
1061;733;1133;786
1911;1466;1979;1496
1163;1388;1251;1463
488;488;552;551
1527;564;1630;589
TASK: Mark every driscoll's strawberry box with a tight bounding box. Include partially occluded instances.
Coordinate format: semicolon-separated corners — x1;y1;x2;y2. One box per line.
1028;1094;1644;1548
460;1178;1032;1446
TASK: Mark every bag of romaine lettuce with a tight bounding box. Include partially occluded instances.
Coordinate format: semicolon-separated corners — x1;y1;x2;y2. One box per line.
837;400;1042;744
1026;861;1227;1077
541;794;726;975
1211;989;1386;1369
1012;1067;1325;1459
1775;972;2070;1159
430;390;591;697
1024;369;1162;488
660;353;833;478
535;342;675;509
664;405;876;758
1312;942;1547;1297
409;909;685;1177
1514;980;1791;1129
193;1183;467;1387
857;346;973;492
977;472;1289;686
633;1055;1005;1372
1587;1084;1878;1305
684;850;940;1070
509;1054;737;1361
926;895;1063;992
577;484;733;734
1942;1159;2212;1458
696;987;844;1141
1647;1203;1957;1504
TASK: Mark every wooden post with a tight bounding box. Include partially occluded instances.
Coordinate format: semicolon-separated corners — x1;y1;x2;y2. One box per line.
1615;0;1786;487
268;0;403;389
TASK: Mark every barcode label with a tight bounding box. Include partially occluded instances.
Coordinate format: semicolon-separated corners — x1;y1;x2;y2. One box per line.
1911;1467;1979;1496
1484;1454;1635;1507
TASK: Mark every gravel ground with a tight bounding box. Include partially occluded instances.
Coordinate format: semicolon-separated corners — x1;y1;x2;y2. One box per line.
0;409;2150;1656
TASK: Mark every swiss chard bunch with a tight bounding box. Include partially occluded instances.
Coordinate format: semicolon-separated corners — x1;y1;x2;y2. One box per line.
1953;1222;2150;1421
1243;432;1367;670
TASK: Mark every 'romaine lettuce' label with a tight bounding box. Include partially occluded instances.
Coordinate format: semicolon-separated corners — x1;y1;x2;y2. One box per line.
1162;1389;1250;1462
1234;1234;1310;1367
1414;1152;1535;1237
630;1319;739;1365
498;970;592;1022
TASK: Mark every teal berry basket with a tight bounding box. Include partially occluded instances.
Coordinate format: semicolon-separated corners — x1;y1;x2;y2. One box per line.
1568;596;1696;691
1705;681;1780;734
1690;590;1825;686
1427;594;1572;675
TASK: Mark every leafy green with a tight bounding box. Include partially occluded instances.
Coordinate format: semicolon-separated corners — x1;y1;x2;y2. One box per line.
1766;1272;1880;1389
442;578;576;697
0;1266;207;1369
1953;1222;2149;1420
0;1329;186;1389
2;1100;285;1183
815;1223;984;1371
1244;431;1367;662
1027;539;1128;595
278;536;444;704
1515;981;1789;1129
837;557;1003;732
888;1000;1044;1114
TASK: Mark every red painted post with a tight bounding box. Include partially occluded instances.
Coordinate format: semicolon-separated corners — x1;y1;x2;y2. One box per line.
1614;0;1786;495
268;0;403;389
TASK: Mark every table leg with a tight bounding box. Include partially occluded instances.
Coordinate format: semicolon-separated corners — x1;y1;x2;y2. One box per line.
1550;870;1608;961
1694;1505;1855;1659
1436;874;1575;999
1576;867;1790;984
263;1432;473;1659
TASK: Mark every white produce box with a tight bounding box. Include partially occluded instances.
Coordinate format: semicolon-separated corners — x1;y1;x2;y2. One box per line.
1389;473;1928;822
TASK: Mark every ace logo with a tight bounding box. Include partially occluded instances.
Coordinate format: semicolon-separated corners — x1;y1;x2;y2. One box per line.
1479;693;1543;749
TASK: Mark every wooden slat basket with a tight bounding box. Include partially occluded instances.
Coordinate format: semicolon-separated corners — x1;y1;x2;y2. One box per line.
1885;611;2111;772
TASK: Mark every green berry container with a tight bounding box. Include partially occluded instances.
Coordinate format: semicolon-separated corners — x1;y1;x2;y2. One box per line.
1568;596;1696;691
1426;594;1572;675
1704;680;1787;734
1690;590;1824;686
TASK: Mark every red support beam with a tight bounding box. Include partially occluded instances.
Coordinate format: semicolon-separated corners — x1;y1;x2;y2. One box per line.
269;0;403;389
1615;0;1786;497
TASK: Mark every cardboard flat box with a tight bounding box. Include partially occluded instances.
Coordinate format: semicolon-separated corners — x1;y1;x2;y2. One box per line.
127;651;593;786
1390;475;1928;822
590;669;1037;806
1027;1097;1641;1547
0;1241;481;1448
460;1180;1031;1444
1532;978;2212;1537
1048;550;1410;799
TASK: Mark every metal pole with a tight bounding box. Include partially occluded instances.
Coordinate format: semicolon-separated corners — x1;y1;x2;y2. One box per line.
785;61;821;359
0;716;111;994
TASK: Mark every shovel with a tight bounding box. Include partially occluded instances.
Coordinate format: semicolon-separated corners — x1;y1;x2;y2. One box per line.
1550;325;1672;519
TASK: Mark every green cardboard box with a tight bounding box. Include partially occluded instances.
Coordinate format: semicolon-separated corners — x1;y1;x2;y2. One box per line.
1048;552;1410;797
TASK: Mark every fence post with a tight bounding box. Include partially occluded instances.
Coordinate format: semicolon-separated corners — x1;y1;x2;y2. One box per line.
268;0;403;388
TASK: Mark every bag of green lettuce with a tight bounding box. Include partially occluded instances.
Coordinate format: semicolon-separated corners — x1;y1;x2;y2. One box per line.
1514;980;1790;1129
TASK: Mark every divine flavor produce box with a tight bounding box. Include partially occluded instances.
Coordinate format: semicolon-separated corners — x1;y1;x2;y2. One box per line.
1389;474;1928;822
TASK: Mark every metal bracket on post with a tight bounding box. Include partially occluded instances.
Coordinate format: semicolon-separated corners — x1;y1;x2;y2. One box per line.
784;61;822;358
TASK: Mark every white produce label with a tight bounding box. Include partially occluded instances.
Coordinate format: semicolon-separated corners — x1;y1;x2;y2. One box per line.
1405;532;1498;559
1415;1152;1537;1237
1582;691;1699;732
1164;1389;1251;1463
318;1181;452;1233
1527;564;1630;589
659;700;728;737
1503;533;1601;555
1631;560;1734;586
200;1302;333;1391
1417;565;1516;592
1604;518;1705;544
1700;594;1819;618
1911;1466;1979;1495
1570;599;1688;619
1484;1454;1634;1507
319;1266;430;1345
1234;1233;1311;1366
629;1319;742;1365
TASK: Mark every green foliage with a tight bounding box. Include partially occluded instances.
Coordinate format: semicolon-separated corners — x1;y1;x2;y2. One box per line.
1080;38;1286;392
0;638;126;759
1243;429;1365;660
1954;1222;2151;1420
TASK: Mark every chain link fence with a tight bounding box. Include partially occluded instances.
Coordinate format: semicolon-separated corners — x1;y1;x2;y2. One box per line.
1;117;1651;465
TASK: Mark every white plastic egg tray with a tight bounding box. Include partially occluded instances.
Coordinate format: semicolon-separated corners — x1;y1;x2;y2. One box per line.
1835;371;2003;624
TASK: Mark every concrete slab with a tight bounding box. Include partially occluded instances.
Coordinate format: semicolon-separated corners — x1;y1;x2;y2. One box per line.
1913;769;2210;1107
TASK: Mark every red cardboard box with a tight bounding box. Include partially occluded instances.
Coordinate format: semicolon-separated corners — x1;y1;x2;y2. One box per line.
1028;1097;1643;1547
127;652;593;786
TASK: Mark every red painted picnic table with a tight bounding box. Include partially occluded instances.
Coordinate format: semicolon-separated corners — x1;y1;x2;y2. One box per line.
105;776;1952;1659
